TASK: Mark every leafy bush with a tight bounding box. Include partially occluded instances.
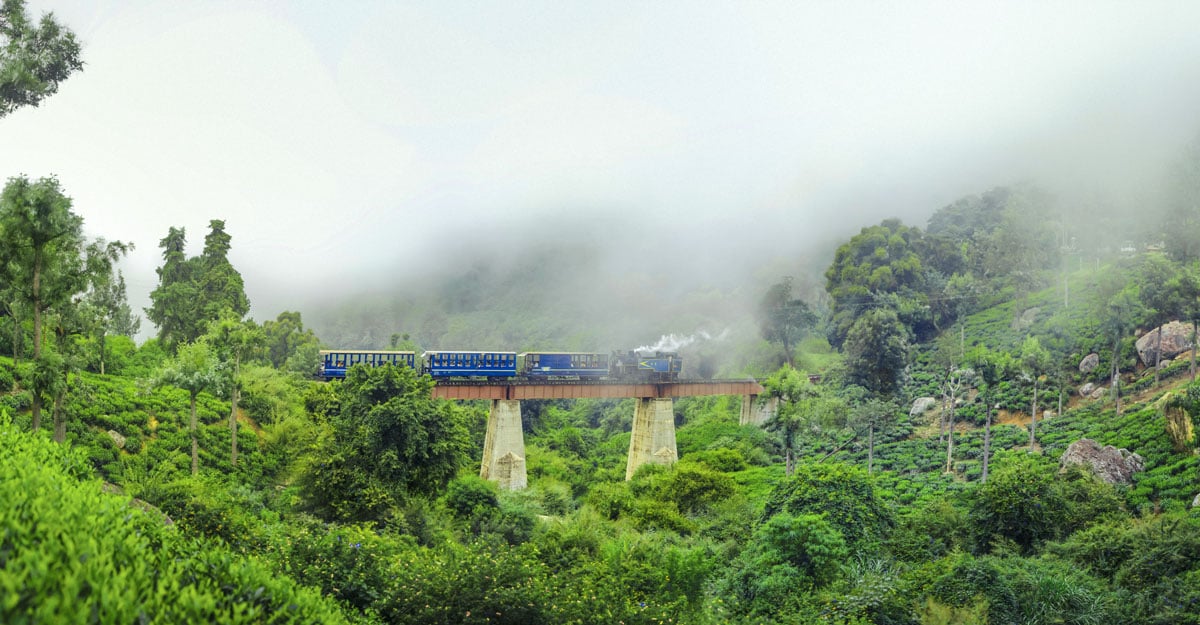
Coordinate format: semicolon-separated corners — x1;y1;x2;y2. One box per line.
719;511;849;619
968;452;1068;554
762;461;893;552
684;447;749;472
0;420;352;624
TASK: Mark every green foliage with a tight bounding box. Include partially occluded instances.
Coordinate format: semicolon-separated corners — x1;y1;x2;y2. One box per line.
298;363;474;524
720;511;849;619
886;497;971;562
758;276;818;365
147;222;251;352
762;462;893;552
844;307;909;399
260;310;323;373
585;480;636;521
640;461;737;515
0;0;84;118
0;420;352;624
0;175;128;433
919;553;1115;625
826;218;936;347
968;452;1068;554
684;447;749;472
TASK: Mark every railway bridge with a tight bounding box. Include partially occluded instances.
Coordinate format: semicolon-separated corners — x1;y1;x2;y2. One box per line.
433;379;772;490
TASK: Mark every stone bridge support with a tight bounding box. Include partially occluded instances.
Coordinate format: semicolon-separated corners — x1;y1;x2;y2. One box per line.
626;397;678;480
481;399;527;490
740;394;777;426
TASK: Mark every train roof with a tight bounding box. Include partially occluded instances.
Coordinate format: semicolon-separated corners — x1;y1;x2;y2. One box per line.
422;350;517;355
319;349;416;355
517;351;606;356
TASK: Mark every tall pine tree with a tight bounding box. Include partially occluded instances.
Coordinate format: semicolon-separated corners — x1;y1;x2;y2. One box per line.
146;221;250;352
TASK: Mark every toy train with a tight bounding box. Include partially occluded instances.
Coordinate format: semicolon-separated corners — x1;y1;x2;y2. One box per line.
317;349;683;382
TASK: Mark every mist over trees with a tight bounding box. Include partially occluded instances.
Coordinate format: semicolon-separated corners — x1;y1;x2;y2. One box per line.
6;2;1200;622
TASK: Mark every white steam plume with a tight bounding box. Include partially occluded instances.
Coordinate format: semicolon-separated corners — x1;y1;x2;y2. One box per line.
635;329;730;353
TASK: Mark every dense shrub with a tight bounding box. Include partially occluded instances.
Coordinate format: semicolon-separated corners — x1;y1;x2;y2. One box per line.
968;452;1068;554
762;461;893;551
719;511;849;619
0;420;351;624
886;497;971;562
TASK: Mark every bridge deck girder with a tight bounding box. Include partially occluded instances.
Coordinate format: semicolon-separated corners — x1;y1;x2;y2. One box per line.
432;379;764;400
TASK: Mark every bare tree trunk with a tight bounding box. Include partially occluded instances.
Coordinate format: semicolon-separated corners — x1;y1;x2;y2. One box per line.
52;391;66;443
938;400;946;445
868;426;875;474
944;399;955;473
99;332;106;376
785;447;794;477
230;386;239;467
982;401;993;483
31;258;41;431
1112;333;1123;416
230;357;240;466
1028;378;1038;451
190;393;199;476
1191;320;1197;383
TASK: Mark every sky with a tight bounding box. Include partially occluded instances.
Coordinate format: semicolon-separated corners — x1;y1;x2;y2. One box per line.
4;1;1200;333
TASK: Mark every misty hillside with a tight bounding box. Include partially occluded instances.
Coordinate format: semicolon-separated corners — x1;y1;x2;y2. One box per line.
6;167;1200;622
7;1;1200;620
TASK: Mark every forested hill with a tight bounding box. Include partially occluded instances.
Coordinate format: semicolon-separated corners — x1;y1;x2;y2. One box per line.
4;0;1200;618
5;162;1200;623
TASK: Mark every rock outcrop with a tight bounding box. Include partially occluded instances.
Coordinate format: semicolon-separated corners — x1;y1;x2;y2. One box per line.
1059;438;1144;485
1079;382;1096;397
1011;307;1040;331
1135;320;1194;366
1079;353;1099;373
910;397;938;417
107;429;126;449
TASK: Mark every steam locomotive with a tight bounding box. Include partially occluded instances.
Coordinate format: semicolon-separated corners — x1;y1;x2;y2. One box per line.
318;349;682;382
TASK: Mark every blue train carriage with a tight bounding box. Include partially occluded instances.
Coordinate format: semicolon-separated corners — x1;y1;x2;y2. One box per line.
610;350;683;382
423;350;518;378
519;352;610;378
319;349;417;380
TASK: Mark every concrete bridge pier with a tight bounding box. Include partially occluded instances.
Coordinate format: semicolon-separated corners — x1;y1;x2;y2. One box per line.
740;394;778;426
626;397;678;480
481;399;527;490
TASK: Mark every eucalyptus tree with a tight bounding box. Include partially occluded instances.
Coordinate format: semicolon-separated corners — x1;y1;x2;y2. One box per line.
1019;336;1052;451
969;346;1012;483
1101;284;1146;416
0;0;84;118
1177;266;1200;382
1137;255;1184;386
761;366;846;476
150;341;226;475
758;277;817;367
204;313;265;466
843;307;908;474
85;268;138;375
942;365;974;474
0;176;128;431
